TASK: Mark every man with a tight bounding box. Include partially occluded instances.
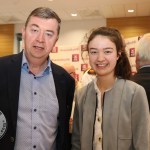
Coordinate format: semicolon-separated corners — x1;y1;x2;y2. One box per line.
0;7;75;150
131;33;150;109
62;63;82;89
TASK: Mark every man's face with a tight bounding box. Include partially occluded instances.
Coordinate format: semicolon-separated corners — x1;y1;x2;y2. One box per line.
22;16;59;61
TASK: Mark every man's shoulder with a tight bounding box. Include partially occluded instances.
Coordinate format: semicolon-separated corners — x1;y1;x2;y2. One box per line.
51;62;75;84
131;68;150;81
0;52;22;67
51;62;71;76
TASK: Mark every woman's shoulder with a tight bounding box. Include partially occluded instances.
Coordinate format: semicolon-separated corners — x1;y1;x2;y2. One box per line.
80;81;94;91
76;81;95;98
117;78;145;92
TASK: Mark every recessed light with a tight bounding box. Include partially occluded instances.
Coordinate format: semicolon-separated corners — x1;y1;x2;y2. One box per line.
128;9;134;13
71;13;77;17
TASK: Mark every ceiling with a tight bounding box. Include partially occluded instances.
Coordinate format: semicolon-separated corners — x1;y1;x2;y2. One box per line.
0;0;150;24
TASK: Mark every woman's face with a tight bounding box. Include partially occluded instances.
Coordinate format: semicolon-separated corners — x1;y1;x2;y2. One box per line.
88;35;119;78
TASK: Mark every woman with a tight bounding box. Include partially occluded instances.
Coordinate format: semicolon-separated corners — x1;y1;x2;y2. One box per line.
71;27;149;150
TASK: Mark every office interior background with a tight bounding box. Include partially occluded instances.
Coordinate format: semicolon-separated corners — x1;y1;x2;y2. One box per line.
0;0;150;80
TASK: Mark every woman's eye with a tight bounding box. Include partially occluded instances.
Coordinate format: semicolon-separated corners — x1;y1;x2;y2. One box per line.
104;50;112;54
90;51;98;54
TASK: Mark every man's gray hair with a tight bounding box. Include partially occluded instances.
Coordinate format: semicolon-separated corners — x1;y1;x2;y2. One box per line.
137;33;150;61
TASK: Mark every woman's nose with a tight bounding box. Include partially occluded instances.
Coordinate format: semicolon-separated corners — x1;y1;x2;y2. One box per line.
97;52;105;61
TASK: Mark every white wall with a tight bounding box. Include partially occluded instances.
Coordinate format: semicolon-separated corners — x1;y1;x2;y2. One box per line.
13;24;23;54
13;19;106;53
57;19;106;46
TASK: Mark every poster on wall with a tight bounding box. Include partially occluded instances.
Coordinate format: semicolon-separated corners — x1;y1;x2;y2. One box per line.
125;35;142;74
50;45;89;81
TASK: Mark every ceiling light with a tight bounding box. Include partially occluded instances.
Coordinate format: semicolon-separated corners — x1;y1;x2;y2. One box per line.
128;9;134;13
71;13;77;17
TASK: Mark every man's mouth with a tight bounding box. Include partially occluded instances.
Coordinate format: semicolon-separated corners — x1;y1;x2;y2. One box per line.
33;46;44;50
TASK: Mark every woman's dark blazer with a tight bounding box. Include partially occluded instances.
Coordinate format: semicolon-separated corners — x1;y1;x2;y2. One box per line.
0;51;75;150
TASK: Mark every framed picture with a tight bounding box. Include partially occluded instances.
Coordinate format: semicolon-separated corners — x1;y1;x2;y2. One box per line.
72;54;79;62
129;48;135;57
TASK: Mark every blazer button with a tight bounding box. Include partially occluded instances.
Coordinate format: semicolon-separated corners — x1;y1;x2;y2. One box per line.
10;137;14;143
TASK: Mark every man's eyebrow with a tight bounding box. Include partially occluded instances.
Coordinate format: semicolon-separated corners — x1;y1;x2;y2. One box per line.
30;24;54;33
45;30;54;33
31;24;39;28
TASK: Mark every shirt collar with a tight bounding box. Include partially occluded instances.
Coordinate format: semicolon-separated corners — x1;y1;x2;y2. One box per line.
22;51;52;76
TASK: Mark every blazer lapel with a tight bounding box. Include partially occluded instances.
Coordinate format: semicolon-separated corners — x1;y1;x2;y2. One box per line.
81;83;97;149
51;62;67;118
51;62;67;146
7;52;22;128
102;79;125;149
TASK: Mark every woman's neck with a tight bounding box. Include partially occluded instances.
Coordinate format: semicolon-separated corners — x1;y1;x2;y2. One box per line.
97;75;116;92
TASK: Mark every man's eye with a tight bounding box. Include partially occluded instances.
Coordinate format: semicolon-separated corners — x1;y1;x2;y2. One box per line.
45;32;53;37
31;29;38;32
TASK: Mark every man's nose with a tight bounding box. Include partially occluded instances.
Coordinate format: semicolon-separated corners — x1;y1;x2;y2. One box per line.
36;32;44;42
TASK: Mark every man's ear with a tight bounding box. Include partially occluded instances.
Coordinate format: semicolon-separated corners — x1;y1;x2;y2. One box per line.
21;26;25;40
135;52;140;70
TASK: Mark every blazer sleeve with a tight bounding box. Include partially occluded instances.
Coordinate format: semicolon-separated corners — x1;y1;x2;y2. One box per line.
132;85;150;150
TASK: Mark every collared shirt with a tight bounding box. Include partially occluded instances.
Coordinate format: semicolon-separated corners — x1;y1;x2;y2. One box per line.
14;52;59;150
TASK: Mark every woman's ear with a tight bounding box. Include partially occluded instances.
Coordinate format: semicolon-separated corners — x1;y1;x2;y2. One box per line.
117;51;121;60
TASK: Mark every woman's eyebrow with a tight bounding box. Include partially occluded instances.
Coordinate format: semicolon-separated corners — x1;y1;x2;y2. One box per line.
103;47;114;50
